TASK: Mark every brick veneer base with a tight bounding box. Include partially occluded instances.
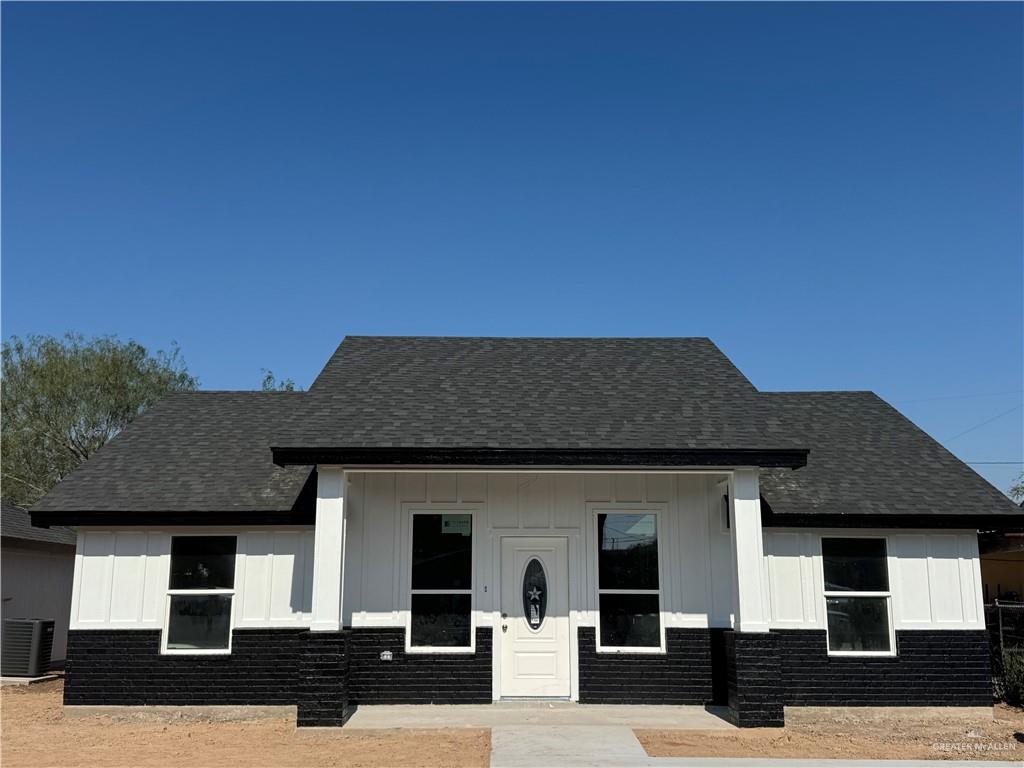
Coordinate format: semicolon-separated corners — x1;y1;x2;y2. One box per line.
64;625;991;722
776;629;992;707
347;627;492;704
725;631;784;727
64;628;304;706
577;627;712;704
297;631;350;727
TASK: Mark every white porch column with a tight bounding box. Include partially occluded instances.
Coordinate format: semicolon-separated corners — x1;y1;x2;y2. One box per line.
729;467;771;633
310;466;347;632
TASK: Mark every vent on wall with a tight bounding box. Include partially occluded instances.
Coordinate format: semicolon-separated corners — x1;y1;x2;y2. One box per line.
1;619;54;677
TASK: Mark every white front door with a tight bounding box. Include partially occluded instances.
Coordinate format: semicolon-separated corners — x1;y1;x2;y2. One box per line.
499;536;570;698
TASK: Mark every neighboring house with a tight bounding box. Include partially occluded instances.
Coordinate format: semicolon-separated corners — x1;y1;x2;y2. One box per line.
2;501;77;665
979;530;1024;602
30;337;1023;727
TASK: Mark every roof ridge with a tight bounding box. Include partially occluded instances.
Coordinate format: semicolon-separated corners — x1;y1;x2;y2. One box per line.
341;335;715;341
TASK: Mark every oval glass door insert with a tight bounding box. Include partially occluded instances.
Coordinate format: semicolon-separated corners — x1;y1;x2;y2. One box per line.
522;558;548;631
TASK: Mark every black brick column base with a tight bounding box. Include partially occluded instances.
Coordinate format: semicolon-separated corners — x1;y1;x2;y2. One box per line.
297;631;351;727
725;630;784;727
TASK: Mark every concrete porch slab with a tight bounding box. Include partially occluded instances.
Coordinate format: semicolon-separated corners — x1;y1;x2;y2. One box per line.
344;702;736;730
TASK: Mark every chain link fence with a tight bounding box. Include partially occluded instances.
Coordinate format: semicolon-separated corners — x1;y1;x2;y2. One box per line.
986;600;1024;704
987;600;1024;657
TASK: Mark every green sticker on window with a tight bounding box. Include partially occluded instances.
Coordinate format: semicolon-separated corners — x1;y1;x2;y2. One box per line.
441;514;472;536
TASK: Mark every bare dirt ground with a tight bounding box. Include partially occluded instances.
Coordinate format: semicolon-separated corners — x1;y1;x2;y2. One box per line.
5;680;1022;765
638;704;1024;762
1;680;490;768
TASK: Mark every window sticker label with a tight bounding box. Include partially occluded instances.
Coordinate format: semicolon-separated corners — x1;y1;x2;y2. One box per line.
441;514;472;536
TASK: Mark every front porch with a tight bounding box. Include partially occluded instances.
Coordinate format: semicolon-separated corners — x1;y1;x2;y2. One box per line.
301;467;780;727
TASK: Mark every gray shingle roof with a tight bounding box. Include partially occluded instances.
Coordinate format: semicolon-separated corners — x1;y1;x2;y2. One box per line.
28;337;1020;525
31;392;314;515
280;337;800;451
2;501;77;546
759;392;1021;519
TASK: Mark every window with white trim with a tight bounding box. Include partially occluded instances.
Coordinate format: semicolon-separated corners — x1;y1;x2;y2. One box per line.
163;536;236;653
410;513;473;649
822;537;893;654
597;513;661;649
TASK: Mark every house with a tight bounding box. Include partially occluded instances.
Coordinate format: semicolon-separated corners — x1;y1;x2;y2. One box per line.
980;530;1024;602
30;337;1023;727
2;501;77;666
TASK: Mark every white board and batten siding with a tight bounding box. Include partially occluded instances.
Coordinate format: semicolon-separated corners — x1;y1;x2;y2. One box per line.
70;528;314;630
763;530;985;631
69;475;987;640
341;472;726;632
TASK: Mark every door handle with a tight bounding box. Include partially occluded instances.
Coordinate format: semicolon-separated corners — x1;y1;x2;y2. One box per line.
502;624;508;633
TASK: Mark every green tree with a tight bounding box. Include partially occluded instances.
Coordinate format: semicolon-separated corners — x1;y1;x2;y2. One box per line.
1011;472;1024;502
260;369;300;392
1;333;198;507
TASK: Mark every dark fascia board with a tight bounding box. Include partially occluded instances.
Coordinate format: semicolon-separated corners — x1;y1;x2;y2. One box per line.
30;509;316;528
761;507;1024;531
271;446;810;470
1;536;77;554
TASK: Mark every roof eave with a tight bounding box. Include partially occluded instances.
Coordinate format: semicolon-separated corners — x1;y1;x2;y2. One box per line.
761;508;1024;531
29;508;316;528
271;446;810;470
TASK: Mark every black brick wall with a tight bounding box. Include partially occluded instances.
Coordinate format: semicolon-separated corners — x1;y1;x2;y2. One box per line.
776;629;992;707
725;631;784;727
297;631;350;727
64;629;303;706
64;626;991;717
577;627;712;704
347;627;492;704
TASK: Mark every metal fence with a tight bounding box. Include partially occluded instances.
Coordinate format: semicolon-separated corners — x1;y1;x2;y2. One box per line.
987;600;1024;660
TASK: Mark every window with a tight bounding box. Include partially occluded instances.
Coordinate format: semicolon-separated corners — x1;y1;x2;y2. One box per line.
409;513;473;649
164;536;236;653
596;512;662;650
822;537;893;655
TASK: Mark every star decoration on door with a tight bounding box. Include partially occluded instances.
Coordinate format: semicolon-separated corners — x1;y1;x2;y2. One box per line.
527;586;542;601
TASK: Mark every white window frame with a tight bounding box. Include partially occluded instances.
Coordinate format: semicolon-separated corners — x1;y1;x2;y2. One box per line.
821;535;896;658
592;505;666;654
161;534;237;656
406;508;476;654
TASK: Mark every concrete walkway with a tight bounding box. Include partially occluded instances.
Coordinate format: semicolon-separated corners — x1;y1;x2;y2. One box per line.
489;725;1023;768
491;725;651;767
348;704;1022;767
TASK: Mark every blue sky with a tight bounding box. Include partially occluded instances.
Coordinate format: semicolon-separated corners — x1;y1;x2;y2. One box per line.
3;3;1021;494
